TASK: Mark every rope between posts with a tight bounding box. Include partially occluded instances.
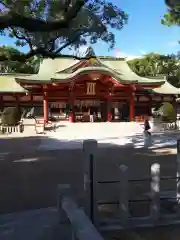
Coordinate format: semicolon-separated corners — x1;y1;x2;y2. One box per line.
98;176;180;184
97;196;180;205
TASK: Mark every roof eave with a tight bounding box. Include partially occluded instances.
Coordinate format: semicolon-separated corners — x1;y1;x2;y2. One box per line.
15;77;52;84
152;90;180;95
138;80;165;86
0;90;27;93
51;77;137;85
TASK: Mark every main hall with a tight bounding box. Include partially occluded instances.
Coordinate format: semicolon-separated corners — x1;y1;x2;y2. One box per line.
0;49;179;122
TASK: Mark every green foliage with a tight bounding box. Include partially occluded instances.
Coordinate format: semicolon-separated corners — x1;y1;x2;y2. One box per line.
165;0;180;8
0;46;40;73
128;53;180;87
1;107;22;126
161;6;180;26
157;102;176;122
162;1;180;34
0;0;128;59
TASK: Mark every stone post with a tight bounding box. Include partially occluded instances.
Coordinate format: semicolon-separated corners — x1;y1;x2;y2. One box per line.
150;163;160;224
83;139;98;226
118;164;129;226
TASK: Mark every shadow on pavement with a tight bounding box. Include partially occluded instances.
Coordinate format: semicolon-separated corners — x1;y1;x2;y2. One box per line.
0;134;178;213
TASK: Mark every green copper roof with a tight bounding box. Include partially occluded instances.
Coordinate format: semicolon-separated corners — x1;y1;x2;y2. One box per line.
52;66;137;84
15;73;51;83
15;58;79;83
15;57;165;86
99;59;165;85
38;58;78;75
152;80;180;95
0;74;29;93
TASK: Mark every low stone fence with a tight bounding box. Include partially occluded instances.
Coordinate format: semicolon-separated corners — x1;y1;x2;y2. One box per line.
0;122;24;134
152;120;179;131
57;184;104;240
81;139;180;231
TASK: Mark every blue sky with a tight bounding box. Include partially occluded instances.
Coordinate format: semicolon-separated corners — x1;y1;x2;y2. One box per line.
0;0;179;59
97;0;180;58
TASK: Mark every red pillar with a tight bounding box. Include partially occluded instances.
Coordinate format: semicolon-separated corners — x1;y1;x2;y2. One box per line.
129;91;135;121
43;91;48;123
30;94;33;103
148;96;152;116
69;109;76;122
69;111;73;122
106;95;112;122
107;111;112;122
69;101;76;122
0;95;3;112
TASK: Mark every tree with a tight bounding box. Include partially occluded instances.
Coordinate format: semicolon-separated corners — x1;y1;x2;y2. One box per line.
0;46;40;73
0;0;128;61
162;0;180;27
165;0;180;8
128;53;180;86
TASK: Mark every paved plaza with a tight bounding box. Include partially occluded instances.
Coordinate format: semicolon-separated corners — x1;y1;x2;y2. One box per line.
38;121;179;150
0;121;179;239
0;121;178;211
0;120;178;151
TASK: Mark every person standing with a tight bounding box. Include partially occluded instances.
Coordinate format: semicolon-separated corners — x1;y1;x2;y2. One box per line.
144;116;152;146
144;117;151;135
90;107;94;123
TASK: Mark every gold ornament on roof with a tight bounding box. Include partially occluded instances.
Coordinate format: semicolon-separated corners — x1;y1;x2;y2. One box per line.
89;57;96;63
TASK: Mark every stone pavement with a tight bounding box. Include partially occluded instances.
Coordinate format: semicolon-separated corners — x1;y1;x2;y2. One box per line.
0;122;179;239
0;121;178;212
0;120;179;151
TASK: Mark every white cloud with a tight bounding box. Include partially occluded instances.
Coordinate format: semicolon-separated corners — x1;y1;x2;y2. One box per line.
167;41;179;47
116;51;143;60
140;50;147;55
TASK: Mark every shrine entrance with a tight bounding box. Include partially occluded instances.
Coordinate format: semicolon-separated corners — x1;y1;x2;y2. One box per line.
74;100;107;122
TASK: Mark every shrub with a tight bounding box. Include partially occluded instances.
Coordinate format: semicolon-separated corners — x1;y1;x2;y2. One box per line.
1;107;22;126
155;102;176;123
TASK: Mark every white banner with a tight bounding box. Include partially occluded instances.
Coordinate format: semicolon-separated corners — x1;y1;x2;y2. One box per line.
74;100;102;107
50;102;66;108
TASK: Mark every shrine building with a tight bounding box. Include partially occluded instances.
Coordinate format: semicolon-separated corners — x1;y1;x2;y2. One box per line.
0;52;179;122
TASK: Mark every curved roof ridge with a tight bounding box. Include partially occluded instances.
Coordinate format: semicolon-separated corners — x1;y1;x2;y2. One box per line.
52;66;132;84
153;80;180;94
38;58;78;75
99;59;165;84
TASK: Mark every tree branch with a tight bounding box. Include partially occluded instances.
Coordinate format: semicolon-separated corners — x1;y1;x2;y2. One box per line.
0;25;90;62
0;49;95;62
0;48;96;62
0;0;85;32
55;28;87;54
10;28;33;50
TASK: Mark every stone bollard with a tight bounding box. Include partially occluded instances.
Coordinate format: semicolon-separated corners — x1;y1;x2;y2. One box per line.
118;164;129;226
83;139;98;226
150;163;160;224
177;140;180;216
